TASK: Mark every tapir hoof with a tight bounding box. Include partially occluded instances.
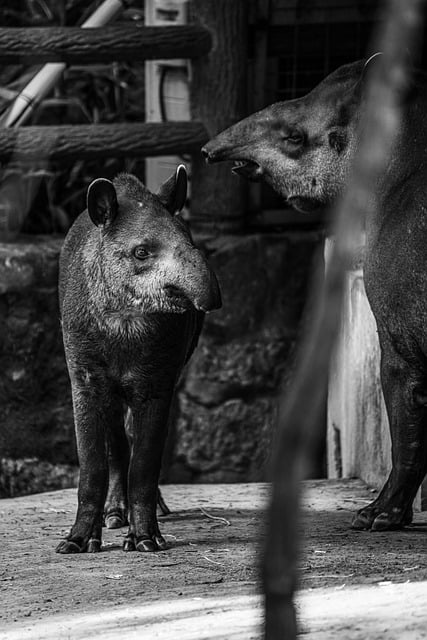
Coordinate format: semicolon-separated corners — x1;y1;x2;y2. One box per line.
87;538;102;552
351;510;374;531
136;535;168;552
105;510;128;529
351;502;413;531
123;533;168;552
56;539;85;554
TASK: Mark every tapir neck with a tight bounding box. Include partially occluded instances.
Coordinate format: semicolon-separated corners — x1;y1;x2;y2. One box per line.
365;104;426;252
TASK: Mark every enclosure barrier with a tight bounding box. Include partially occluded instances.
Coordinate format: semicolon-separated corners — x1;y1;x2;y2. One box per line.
0;0;248;232
0;122;208;163
0;26;212;64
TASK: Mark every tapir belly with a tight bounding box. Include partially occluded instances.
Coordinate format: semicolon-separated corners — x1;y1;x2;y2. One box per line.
364;214;427;359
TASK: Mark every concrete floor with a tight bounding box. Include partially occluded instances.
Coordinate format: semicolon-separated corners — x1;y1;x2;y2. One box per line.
1;480;426;639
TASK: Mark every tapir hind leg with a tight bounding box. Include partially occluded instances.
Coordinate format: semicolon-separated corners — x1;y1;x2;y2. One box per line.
352;340;427;531
123;394;172;552
104;404;129;529
104;407;170;530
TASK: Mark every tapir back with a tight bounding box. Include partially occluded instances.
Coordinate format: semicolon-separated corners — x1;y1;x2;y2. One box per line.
59;210;93;316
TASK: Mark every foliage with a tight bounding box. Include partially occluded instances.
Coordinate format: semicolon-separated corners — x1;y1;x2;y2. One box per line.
0;0;146;234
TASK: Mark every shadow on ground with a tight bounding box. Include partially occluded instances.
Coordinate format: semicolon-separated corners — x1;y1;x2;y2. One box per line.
0;481;426;638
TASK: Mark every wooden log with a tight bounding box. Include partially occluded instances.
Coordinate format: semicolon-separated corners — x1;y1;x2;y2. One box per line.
0;26;212;64
189;0;248;233
0;122;208;163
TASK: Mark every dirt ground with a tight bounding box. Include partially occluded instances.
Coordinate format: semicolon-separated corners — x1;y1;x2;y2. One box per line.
0;480;426;639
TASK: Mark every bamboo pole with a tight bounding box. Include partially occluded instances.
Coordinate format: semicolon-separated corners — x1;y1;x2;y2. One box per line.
2;0;128;128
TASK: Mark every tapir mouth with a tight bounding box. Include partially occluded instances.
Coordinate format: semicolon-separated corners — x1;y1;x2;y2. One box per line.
231;160;263;181
127;290;191;314
203;148;262;182
202;144;263;181
163;285;193;313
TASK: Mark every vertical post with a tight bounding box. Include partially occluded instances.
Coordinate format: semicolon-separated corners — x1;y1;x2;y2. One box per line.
189;0;248;234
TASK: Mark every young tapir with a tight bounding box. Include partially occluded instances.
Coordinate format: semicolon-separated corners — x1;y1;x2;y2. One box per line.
56;165;221;553
203;56;427;532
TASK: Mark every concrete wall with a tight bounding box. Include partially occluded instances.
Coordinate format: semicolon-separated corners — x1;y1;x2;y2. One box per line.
327;247;426;509
327;266;391;486
0;231;321;496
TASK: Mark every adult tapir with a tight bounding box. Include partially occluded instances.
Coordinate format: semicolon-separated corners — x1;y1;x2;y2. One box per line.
202;56;427;531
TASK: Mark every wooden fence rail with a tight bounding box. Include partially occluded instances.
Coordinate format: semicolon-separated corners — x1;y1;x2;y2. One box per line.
0;0;248;232
0;26;212;64
0;122;209;163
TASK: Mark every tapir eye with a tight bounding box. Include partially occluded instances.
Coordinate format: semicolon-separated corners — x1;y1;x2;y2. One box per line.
285;132;304;146
134;246;150;260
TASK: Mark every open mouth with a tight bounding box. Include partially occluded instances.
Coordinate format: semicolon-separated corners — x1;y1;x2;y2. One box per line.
202;146;262;182
231;160;263;181
163;286;193;313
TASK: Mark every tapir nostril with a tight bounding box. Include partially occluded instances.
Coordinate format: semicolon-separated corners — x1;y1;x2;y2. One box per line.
201;147;210;160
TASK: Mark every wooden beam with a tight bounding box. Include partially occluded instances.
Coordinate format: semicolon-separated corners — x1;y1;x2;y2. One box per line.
190;0;248;233
0;26;212;64
270;0;382;24
0;122;208;163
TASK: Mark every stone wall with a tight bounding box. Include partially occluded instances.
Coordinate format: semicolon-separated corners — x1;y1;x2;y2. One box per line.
0;231;321;496
171;232;321;482
0;237;76;497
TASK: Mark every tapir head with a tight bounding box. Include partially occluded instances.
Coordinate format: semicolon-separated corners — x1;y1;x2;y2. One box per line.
86;165;221;316
203;58;374;213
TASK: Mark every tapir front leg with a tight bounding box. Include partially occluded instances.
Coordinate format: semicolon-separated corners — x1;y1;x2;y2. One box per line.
352;339;427;531
123;394;172;552
56;369;113;554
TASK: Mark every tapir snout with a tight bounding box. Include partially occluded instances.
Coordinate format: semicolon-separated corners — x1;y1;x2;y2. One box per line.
171;245;222;313
202;111;267;181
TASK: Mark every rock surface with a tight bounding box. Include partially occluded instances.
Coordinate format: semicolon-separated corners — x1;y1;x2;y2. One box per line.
172;232;321;482
0;237;76;497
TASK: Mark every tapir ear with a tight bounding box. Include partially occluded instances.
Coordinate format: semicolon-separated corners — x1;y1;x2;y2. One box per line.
157;164;188;214
354;50;415;104
362;52;383;79
353;52;383;98
87;178;118;227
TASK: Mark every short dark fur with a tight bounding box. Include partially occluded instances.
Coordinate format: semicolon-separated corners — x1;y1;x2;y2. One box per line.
204;57;427;532
56;169;221;554
113;172;148;200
